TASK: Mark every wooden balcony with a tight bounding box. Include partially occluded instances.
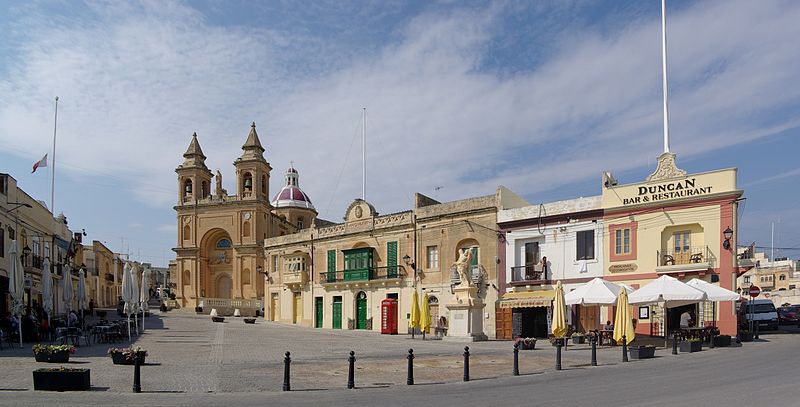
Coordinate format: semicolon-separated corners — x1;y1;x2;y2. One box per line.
283;270;308;288
320;266;407;289
656;245;714;275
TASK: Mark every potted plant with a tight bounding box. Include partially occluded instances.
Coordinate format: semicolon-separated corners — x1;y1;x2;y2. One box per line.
571;332;586;344
679;339;703;353
33;344;76;363
628;345;656;359
514;337;537;350
108;347;148;365
243;317;256;324
33;367;90;391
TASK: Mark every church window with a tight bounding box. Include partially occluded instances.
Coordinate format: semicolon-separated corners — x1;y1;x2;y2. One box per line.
216;238;232;249
297;217;304;229
184;179;193;195
243;172;253;191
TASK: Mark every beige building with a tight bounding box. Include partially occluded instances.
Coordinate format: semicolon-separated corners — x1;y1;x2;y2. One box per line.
737;252;799;306
172;123;311;310
82;241;119;308
263;187;527;335
1;173;82;317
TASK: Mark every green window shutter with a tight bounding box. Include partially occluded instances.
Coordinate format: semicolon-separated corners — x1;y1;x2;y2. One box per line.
470;247;478;266
387;241;398;278
327;249;336;273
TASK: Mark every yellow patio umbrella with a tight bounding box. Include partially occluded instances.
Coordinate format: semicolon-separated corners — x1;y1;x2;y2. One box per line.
420;293;431;337
613;286;635;345
551;281;568;338
409;289;421;338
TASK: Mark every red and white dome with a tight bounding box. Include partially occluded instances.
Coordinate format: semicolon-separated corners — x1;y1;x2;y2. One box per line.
272;165;315;210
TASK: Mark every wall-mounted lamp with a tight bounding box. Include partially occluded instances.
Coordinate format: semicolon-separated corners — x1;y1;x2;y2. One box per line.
256;265;269;279
722;227;733;250
402;254;415;270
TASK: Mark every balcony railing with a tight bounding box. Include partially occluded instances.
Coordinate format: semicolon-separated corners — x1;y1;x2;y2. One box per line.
510;265;549;285
283;270;308;285
320;265;407;284
657;245;714;268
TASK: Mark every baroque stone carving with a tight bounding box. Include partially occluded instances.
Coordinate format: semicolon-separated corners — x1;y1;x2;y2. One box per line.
646;152;687;181
454;249;473;288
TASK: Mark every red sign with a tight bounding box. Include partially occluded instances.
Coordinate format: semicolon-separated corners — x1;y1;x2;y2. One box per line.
749;285;761;298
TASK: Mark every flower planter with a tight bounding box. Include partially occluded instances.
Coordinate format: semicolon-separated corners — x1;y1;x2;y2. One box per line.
679;341;702;353
33;368;91;391
739;332;753;342
571;336;586;345
518;342;536;350
34;351;70;363
111;352;146;365
628;345;656;359
212;316;225;323
243;318;256;324
712;335;732;347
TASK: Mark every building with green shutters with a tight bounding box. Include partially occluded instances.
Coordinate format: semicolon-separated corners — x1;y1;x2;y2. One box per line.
262;187;528;336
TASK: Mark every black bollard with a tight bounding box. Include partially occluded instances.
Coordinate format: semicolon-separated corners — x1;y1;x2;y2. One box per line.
463;346;470;382
672;332;679;355
555;339;562;371
407;349;414;385
622;335;628;362
513;343;519;376
591;335;597;367
132;352;142;393
283;351;291;391
709;334;715;349
754;323;759;340
347;351;355;389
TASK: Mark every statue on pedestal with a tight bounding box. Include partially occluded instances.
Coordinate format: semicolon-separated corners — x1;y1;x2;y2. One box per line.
215;169;227;197
454;249;473;287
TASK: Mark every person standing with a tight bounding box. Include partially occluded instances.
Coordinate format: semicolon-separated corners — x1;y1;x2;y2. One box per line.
680;310;692;328
89;299;95;316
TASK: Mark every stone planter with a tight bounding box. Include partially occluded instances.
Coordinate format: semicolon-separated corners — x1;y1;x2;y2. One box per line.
212;316;225;323
571;336;586;345
195;306;203;313
712;335;732;347
628;345;656;359
679;341;702;353
34;351;70;363
111;352;146;365
244;318;256;324
33;368;91;391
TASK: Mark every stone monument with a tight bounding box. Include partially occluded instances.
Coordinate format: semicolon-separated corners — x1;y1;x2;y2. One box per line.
444;249;488;342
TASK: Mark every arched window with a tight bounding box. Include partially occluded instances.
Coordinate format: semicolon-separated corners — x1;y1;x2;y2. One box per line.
201;181;209;198
216;238;232;249
184;179;193;198
243;172;253;193
779;275;786;281
297;217;304;229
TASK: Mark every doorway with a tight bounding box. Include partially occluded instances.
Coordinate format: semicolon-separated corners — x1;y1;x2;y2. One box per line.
667;304;697;334
270;293;279;321
356;291;367;329
315;297;323;328
332;296;343;329
516;307;549;338
292;292;302;324
216;275;232;299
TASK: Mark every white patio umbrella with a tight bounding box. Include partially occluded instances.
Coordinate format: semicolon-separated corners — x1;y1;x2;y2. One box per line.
131;262;140;335
62;263;74;325
565;278;635;305
686;278;741;328
629;275;707;339
139;265;150;332
78;268;86;330
41;258;53;329
121;261;137;341
8;241;25;347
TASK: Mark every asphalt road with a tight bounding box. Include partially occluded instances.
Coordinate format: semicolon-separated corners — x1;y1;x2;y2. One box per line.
3;327;797;407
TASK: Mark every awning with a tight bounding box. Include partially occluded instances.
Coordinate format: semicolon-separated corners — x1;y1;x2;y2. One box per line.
499;290;555;308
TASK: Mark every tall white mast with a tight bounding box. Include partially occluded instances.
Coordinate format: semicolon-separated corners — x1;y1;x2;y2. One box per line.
771;221;774;268
362;107;366;201
51;96;59;214
661;0;670;153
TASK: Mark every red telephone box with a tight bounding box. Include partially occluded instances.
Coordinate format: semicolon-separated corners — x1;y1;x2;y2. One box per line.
381;299;398;334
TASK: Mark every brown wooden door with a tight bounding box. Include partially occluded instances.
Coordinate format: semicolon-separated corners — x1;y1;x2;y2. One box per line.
496;307;513;340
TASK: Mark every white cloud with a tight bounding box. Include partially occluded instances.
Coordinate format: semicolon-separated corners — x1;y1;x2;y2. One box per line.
0;0;798;224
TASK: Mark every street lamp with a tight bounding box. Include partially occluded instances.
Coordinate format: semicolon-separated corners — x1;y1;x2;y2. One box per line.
21;245;32;312
722;227;734;250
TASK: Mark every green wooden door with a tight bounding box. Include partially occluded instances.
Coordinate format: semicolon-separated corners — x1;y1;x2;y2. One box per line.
387;241;398;278
315;297;323;328
332;297;343;329
356;292;367;329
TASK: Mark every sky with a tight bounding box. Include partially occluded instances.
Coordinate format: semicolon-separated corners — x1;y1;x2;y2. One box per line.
1;0;799;267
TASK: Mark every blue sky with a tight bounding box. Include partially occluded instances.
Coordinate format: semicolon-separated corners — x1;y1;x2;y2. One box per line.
1;0;799;266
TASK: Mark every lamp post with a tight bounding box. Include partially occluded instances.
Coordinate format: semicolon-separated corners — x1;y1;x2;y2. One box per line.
22;245;32;312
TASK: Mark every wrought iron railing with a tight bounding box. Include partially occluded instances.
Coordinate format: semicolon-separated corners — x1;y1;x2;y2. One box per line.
657;245;714;267
320;265;407;283
510;265;549;284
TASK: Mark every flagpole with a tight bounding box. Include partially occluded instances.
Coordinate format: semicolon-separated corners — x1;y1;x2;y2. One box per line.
51;96;59;214
661;0;670;154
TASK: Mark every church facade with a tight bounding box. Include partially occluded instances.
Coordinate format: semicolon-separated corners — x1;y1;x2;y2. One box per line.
172;123;315;310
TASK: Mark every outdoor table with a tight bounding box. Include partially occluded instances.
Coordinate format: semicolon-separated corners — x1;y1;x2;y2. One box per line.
678;327;708;341
55;327;81;346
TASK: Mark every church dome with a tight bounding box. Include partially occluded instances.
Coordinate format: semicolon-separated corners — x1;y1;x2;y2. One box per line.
272;165;315;210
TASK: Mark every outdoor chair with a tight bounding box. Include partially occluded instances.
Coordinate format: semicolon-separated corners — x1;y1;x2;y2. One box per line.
663;254;675;265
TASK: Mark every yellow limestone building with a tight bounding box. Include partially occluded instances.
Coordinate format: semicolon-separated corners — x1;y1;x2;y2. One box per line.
262;188;528;335
172;123;315;312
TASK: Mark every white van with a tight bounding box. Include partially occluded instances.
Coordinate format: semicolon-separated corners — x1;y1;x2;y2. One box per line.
738;299;779;331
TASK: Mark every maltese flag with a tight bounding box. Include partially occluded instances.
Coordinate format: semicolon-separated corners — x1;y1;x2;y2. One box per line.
32;154;48;173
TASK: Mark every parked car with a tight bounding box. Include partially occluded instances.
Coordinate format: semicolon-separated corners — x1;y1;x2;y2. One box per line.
777;306;799;325
738;300;779;331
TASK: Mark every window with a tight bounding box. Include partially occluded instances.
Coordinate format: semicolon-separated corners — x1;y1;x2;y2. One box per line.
576;230;595;260
426;246;439;269
216;238;232;249
32;236;40;256
272;255;279;273
743;276;750;284
285;257;306;273
45;242;50;259
297;218;304;229
779;275;786;281
609;222;637;261
615;229;631;255
524;242;540;266
673;231;691;253
327;250;336;273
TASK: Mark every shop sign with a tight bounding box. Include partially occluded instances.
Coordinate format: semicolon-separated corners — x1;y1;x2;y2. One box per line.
609;263;638;273
622;178;713;206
